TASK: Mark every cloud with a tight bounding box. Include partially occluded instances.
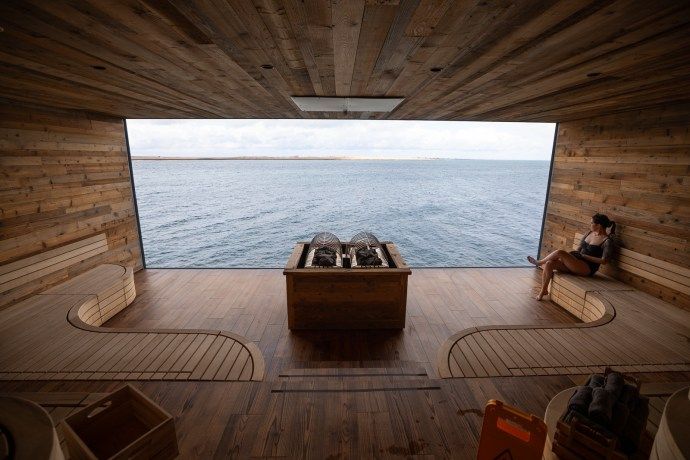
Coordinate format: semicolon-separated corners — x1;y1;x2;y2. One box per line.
126;119;556;160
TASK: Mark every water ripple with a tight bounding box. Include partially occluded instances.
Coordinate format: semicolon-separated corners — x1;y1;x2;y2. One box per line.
133;159;550;267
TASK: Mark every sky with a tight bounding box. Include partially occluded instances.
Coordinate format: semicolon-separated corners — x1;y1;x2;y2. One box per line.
126;119;556;160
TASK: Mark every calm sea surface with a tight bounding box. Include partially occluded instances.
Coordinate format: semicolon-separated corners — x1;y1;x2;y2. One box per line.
131;159;550;267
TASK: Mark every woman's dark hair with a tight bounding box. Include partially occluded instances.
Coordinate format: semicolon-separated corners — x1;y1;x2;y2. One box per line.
592;213;616;234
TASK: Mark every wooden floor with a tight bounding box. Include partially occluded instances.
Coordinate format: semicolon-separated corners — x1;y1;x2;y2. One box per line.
4;382;683;460
106;268;578;378
0;266;262;382
1;268;688;459
440;287;690;378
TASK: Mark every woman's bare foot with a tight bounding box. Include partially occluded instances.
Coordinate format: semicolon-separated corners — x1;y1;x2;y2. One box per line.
536;290;549;301
527;255;539;266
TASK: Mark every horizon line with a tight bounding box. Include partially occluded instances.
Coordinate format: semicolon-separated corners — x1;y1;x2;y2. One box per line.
130;155;549;161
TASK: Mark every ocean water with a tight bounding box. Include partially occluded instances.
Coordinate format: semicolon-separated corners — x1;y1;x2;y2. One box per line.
131;159;550;267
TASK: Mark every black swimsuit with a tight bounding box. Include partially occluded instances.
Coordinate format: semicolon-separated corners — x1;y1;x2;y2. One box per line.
570;232;612;276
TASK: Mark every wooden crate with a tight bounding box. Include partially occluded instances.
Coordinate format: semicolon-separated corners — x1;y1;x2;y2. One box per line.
553;419;627;460
284;242;411;329
551;368;645;460
62;385;178;460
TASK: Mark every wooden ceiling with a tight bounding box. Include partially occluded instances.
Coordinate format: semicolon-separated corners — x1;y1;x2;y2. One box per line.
1;0;689;121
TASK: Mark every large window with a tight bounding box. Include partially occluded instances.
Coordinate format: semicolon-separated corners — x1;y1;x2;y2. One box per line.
127;120;555;267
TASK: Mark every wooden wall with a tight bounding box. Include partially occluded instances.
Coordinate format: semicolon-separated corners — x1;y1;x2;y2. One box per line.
540;102;690;309
1;1;689;121
0;102;143;308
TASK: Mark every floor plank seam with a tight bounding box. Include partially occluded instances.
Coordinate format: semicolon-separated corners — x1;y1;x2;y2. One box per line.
0;264;265;382
271;386;442;393
438;285;690;378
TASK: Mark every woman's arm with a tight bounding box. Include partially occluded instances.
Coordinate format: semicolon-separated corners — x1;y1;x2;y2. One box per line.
580;239;614;265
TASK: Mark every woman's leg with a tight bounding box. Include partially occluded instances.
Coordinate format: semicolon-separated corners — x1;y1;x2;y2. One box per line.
557;251;591;276
537;260;562;300
535;254;590;300
529;250;591;274
528;249;567;266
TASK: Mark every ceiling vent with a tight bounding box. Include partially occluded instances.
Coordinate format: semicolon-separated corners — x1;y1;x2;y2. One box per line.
291;97;404;112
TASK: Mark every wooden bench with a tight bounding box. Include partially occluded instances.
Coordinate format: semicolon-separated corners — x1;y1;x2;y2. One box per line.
54;264;136;327
0;234;110;308
550;233;690;319
550;272;632;323
436;236;690;378
0;238;265;382
437;287;690;378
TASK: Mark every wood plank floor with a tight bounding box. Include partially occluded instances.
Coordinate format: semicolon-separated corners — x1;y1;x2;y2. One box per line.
1;268;687;459
106;268;577;378
440;281;690;378
0;266;262;382
4;382;685;459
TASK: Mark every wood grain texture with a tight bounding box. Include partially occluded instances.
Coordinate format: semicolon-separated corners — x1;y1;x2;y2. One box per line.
540;102;690;309
284;242;411;329
1;268;688;458
0;103;143;310
0;233;108;303
438;279;690;378
106;268;577;377
0;264;263;382
0;1;689;120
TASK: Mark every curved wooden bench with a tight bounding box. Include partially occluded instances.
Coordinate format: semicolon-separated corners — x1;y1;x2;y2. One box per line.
436;285;690;378
0;264;265;382
551;233;690;319
437;233;690;379
1;234;110;309
550;272;633;322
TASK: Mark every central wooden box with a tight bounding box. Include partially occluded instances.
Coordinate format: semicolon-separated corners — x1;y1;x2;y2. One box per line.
284;242;411;329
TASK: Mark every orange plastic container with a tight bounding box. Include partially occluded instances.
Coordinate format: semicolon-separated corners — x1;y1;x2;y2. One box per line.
477;399;547;460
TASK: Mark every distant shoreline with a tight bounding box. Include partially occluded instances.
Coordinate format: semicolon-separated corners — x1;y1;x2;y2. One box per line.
131;156;546;161
133;156;352;161
131;155;437;161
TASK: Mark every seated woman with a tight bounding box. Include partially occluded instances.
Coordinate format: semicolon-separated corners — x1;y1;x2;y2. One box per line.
527;213;616;300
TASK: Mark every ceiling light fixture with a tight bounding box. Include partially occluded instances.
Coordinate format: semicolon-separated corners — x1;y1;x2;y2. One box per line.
290;97;404;112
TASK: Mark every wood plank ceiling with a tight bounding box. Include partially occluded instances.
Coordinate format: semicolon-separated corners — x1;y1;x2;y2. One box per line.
0;0;689;121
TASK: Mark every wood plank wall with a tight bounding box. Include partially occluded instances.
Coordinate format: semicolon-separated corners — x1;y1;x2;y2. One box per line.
0;102;143;309
540;102;690;310
1;1;690;121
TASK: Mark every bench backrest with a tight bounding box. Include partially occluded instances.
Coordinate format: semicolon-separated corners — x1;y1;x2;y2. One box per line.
573;233;690;297
0;233;109;306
